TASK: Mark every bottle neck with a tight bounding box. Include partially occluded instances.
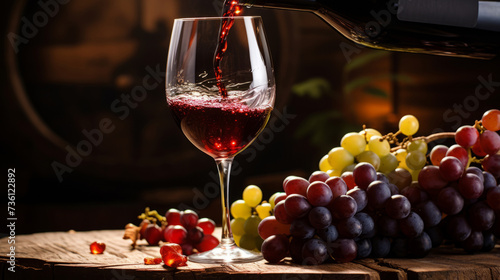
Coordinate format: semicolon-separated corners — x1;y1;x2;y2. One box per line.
239;0;318;11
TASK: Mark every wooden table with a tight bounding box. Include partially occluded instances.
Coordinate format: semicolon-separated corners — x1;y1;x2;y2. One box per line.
1;229;499;280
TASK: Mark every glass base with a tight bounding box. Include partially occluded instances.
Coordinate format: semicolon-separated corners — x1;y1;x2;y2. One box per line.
189;243;263;264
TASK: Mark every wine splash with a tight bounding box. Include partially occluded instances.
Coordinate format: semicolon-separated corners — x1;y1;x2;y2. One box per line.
215;0;243;98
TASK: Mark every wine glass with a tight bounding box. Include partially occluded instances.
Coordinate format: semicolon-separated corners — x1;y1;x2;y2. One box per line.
165;16;275;263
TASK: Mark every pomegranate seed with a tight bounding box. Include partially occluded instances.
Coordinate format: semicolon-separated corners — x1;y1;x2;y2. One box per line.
90;241;106;254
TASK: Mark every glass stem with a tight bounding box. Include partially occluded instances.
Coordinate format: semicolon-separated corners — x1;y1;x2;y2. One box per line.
215;158;235;247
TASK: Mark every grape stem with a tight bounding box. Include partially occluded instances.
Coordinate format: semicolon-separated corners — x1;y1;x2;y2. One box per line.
389;132;455;152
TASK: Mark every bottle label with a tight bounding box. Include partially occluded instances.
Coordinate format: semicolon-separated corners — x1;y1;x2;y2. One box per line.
397;0;478;28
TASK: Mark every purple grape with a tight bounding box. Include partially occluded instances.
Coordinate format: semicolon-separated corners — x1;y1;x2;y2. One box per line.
377;214;400;238
356;239;372;259
482;154;500;180
346;187;367;212
261;234;289;263
355;212;376;239
307;181;333;206
487;186;500;211
399;211;424;238
401;185;428;205
466;167;484;183
461;231;483;253
370;236;391;258
387;168;412;190
317;225;338;244
290;218;315;239
388;183;400;195
308;206;332;229
325;177;348;199
425;226;444;248
439;156;464;182
335;217;362;239
366;181;391;210
437;186;464;215
353;162;377;190
408;232;432;258
483;171;497;196
467;201;495;231
329;195;357;219
330;239;357;263
458;173;484;199
414;200;442;228
302;238;328;265
446;214;471;242
481;231;496;252
385;194;411;220
376;172;389;183
390;238;408;258
289;237;306;263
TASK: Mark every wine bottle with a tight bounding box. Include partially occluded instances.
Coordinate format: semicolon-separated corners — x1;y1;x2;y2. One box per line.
238;0;500;59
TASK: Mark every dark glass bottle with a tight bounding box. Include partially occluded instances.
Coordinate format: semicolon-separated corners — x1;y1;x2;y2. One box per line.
239;0;500;59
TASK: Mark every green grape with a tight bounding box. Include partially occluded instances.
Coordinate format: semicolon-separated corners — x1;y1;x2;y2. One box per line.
243;215;261;236
231;218;246;236
243;185;262;207
379;153;399;174
254;236;264;252
319;154;332;172
395;149;409;170
256;202;272;219
405;151;426;170
342;163;356;173
230;199;251;219
368;136;391;157
239;234;256;250
399;115;419;136
359;128;382;141
356;151;381;170
341;132;367;156
411;168;420;182
407;139;428;154
327;169;341;177
269;192;283;209
234;234;242;246
328;147;354;171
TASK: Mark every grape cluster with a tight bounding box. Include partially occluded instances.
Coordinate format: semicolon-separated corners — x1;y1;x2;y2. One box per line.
320;115;427;181
230;185;272;251
133;207;219;256
257;109;500;264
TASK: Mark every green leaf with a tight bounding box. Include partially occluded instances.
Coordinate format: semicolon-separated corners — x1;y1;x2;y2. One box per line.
343;51;390;74
343;76;374;95
292;78;332;99
363;86;388;98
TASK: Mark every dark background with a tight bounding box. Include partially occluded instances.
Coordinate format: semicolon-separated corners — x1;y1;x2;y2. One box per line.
1;0;499;235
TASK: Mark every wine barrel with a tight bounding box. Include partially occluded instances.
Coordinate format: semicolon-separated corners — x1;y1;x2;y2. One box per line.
3;0;300;185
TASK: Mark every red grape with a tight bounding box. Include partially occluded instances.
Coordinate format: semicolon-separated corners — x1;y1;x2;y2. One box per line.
195;234;219;252
414;200;441;228
418;165;448;192
387;168;412;190
284;194;312;218
187;226;204;244
181;243;194;255
439;156;464;181
486;186;500;211
353;162;377;190
273;192;287;205
180;210;199;229
329;195;357;219
455;125;479;148
483;154;500;179
385;194;411;220
378;214;400;237
258;216;291;239
284;177;309;196
341;172;357;189
164;225;187;244
261;234;289;263
446;215;471;242
458;173;484;199
197;218;215;235
165;208;182;225
289;237;307;263
325;177;348;199
462;231;484;253
466;167;485;183
482;109;500;131
430;145;448;166
472;140;487;157
306;181;333;206
144;224;163;245
335;217;362;239
446;144;469;169
308;171;330;183
274;200;294;224
479;130;500;155
290;218;315;239
401;185;428;205
468;201;495;231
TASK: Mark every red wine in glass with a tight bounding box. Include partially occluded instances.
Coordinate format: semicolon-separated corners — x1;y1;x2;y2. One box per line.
214;0;243;98
168;95;272;159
